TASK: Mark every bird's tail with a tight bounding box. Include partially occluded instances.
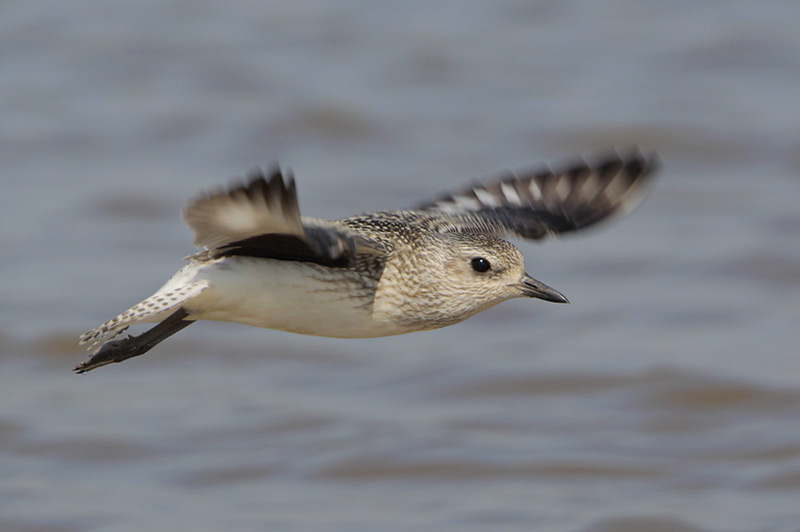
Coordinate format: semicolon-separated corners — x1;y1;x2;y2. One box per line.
79;272;210;354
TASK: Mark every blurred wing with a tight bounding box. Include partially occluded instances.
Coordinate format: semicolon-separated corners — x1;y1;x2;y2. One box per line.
184;167;385;267
415;149;660;240
185;166;305;249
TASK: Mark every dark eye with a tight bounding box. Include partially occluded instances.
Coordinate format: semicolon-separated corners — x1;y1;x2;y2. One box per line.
470;257;491;273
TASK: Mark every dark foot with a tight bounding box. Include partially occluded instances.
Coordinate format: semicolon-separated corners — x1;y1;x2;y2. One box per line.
74;308;194;374
73;335;146;374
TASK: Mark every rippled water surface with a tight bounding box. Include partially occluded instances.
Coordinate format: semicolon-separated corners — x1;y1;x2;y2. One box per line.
2;2;800;531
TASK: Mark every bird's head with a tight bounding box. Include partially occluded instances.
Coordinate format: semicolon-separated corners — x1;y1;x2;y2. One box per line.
374;233;567;331
440;233;568;312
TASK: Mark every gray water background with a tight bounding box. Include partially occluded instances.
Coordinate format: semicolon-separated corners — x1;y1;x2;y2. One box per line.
2;1;800;531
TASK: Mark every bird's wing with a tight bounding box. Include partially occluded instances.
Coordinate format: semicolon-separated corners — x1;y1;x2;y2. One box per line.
184;167;385;267
413;149;660;240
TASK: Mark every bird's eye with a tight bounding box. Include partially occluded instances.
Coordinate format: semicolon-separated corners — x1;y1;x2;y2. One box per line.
470;257;491;273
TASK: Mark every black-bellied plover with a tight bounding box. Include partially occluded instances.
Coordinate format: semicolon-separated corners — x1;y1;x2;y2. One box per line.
75;149;659;373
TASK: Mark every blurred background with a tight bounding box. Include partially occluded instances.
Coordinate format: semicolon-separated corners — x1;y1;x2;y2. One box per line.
2;1;799;531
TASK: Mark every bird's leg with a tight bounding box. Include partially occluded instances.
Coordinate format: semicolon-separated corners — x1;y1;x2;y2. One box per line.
74;308;195;374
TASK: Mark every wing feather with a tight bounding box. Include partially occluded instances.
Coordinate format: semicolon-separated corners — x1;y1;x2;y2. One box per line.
184;167;385;267
184;166;305;250
415;149;660;240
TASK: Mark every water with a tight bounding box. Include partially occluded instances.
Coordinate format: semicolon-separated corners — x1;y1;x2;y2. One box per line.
2;1;800;531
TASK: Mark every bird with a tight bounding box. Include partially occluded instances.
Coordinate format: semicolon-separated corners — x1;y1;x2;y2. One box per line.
74;149;659;373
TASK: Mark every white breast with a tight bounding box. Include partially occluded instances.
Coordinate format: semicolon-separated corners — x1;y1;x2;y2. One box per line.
182;257;411;338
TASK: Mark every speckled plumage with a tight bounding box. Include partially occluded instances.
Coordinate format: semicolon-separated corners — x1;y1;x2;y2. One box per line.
75;149;659;373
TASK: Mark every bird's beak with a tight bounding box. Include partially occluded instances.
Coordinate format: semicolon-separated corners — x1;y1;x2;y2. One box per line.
519;274;569;303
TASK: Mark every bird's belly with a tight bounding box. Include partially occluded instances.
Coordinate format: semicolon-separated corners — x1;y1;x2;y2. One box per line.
183;258;409;338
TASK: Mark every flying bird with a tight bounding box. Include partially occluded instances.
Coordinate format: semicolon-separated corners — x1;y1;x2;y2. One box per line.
75;149;659;373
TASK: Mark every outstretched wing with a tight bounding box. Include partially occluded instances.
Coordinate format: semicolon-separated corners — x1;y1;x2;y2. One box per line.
414;149;660;240
184;167;385;267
